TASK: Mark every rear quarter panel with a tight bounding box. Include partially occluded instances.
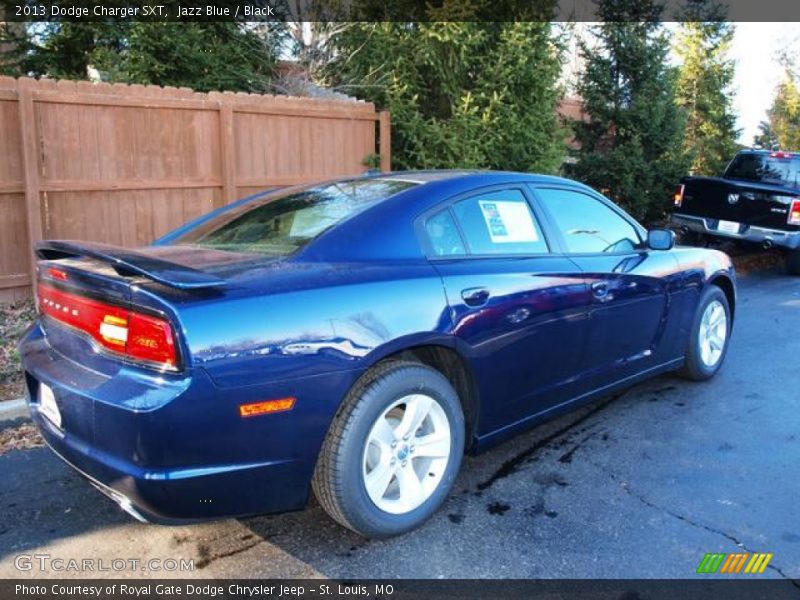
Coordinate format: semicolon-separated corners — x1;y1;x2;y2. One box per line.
164;262;453;388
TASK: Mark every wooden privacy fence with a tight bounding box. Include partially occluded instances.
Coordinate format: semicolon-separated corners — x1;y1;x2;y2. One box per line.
0;76;391;302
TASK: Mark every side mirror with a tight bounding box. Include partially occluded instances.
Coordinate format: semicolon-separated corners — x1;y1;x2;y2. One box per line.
647;228;675;251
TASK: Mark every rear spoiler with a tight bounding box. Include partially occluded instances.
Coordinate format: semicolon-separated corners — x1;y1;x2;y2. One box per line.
35;240;226;290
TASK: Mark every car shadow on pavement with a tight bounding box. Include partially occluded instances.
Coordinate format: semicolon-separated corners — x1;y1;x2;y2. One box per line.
0;445;131;558
232;384;642;579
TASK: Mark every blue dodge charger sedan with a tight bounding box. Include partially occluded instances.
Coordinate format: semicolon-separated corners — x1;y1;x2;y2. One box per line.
19;171;735;538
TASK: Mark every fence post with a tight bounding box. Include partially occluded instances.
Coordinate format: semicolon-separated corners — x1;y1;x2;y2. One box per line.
379;111;391;172
17;78;43;293
217;99;235;208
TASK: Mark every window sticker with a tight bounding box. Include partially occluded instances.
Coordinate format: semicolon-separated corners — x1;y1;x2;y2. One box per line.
478;200;539;244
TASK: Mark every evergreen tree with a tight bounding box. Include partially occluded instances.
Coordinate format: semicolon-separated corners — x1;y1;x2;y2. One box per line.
753;120;778;150
568;0;689;224
325;5;566;172
766;70;800;150
674;2;739;175
2;22;280;93
123;23;278;92
5;22;128;80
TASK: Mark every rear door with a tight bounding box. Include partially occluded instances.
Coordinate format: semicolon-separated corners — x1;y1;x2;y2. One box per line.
531;186;677;385
421;186;592;433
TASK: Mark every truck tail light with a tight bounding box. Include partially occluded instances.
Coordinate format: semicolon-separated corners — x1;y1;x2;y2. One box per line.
789;199;800;226
38;283;178;370
674;184;685;207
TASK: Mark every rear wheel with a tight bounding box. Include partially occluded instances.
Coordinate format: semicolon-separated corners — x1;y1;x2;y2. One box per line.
787;250;800;276
312;361;464;538
679;286;731;381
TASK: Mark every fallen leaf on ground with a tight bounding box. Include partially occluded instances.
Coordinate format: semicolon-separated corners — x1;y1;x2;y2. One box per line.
0;423;44;456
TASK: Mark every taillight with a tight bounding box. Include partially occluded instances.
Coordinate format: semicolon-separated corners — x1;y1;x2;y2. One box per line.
789;199;800;226
38;283;178;370
127;312;177;367
674;184;685;207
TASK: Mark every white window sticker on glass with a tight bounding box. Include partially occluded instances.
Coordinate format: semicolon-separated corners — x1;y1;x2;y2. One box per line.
478;200;539;244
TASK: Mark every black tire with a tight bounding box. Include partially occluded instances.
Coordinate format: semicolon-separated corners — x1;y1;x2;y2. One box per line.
312;360;465;539
679;286;731;381
787;250;800;276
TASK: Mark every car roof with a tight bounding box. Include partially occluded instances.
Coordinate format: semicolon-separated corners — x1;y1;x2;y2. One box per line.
365;169;582;187
370;170;479;183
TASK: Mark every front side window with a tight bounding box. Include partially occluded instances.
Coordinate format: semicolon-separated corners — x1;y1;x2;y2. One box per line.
451;189;548;255
170;179;417;256
535;188;641;254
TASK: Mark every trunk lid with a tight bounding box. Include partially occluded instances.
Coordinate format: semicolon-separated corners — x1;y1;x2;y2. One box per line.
34;241;269;372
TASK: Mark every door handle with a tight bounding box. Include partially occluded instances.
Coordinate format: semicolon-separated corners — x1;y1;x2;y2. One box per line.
590;281;609;300
461;287;490;307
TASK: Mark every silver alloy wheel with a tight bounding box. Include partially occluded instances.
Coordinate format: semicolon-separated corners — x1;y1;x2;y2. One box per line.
698;299;728;368
362;394;452;515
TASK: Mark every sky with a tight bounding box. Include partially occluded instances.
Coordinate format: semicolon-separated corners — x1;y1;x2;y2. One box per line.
565;22;798;146
727;23;798;145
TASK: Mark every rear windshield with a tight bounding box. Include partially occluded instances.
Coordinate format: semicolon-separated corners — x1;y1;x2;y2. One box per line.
725;153;800;187
170;178;416;255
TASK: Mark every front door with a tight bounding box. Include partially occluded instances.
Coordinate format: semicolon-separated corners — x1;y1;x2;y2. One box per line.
531;186;676;385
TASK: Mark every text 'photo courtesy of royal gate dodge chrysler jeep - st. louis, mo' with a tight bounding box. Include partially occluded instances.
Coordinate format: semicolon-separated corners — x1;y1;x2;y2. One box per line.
19;170;736;539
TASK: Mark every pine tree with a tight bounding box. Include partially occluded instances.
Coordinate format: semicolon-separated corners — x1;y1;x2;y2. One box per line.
325;5;566;172
674;6;739;175
3;22;280;93
753;121;778;150
122;23;279;93
568;0;689;224
766;71;800;150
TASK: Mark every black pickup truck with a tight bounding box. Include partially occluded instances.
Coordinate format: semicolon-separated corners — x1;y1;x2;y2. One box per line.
671;149;800;274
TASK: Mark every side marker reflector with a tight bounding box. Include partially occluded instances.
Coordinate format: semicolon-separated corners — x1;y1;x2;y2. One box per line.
239;397;296;418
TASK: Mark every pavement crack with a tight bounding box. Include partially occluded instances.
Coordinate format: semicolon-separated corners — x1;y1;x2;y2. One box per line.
476;388;630;492
607;469;800;588
558;431;598;464
195;538;264;570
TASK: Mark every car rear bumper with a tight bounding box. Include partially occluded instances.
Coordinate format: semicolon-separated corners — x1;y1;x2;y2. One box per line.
19;322;355;523
27;405;305;524
671;213;800;250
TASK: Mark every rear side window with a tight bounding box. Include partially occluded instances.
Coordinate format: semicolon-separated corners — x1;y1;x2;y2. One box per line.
170;179;416;255
451;189;548;255
536;188;642;254
425;210;466;256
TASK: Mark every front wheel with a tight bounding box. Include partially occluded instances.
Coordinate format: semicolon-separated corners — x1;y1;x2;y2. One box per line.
312;361;465;539
679;286;731;381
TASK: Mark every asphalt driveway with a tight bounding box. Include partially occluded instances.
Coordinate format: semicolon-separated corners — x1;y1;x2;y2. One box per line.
1;264;798;580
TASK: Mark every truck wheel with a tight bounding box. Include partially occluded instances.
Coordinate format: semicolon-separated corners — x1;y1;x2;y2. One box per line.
787;250;800;276
679;286;731;381
312;361;465;539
